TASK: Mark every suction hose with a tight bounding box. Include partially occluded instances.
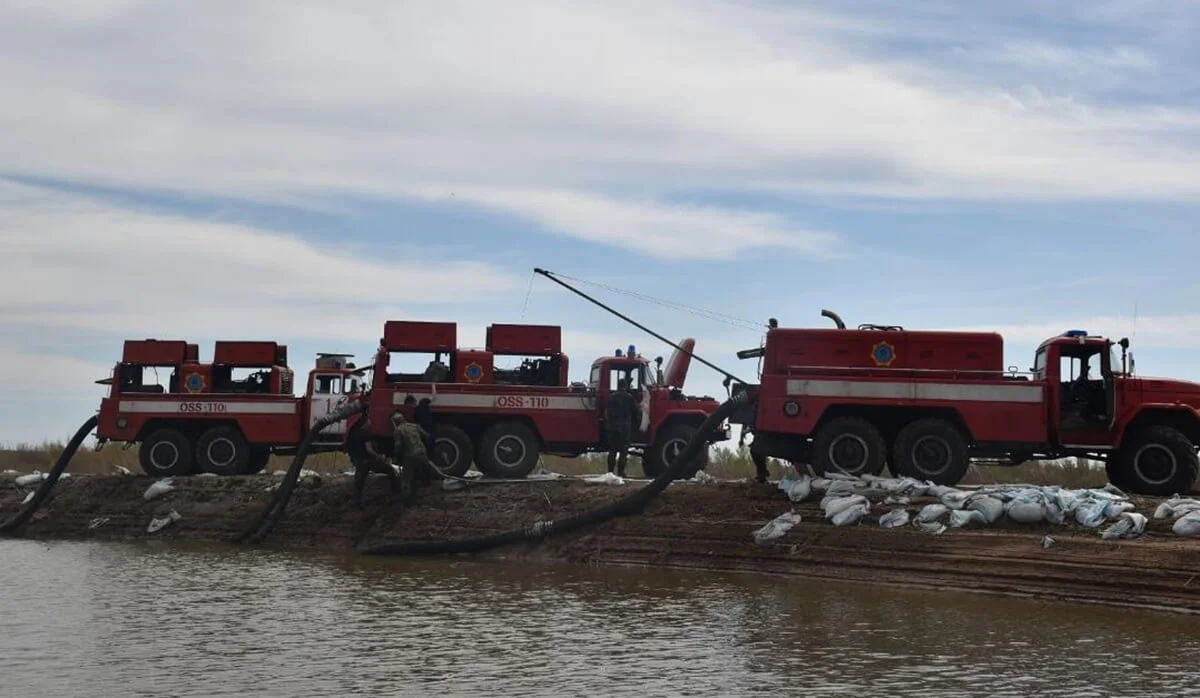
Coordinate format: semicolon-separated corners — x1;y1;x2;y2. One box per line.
235;398;367;545
357;390;752;557
1;415;99;535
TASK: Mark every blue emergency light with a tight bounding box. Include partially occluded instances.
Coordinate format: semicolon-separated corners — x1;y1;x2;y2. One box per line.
1064;329;1088;338
628;344;636;357
615;348;623;357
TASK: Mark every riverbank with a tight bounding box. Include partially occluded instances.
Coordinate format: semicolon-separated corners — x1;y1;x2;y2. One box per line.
2;472;1197;614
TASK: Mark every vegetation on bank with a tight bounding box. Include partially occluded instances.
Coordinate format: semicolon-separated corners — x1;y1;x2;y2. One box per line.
0;440;1107;488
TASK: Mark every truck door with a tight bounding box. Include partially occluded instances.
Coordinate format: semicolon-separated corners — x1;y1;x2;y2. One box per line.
1054;345;1114;446
599;361;648;445
309;373;351;441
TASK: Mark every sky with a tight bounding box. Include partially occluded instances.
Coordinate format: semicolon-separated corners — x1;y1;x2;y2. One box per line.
4;0;1200;445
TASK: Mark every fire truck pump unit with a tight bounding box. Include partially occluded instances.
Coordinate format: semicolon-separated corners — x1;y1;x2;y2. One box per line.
94;339;363;477
734;311;1200;497
368;319;728;480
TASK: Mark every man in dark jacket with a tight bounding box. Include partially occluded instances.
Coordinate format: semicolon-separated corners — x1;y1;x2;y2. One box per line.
605;378;636;477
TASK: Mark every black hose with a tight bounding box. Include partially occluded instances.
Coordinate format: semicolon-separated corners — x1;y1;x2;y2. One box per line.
1;415;99;534
235;399;367;545
821;309;846;329
357;390;751;557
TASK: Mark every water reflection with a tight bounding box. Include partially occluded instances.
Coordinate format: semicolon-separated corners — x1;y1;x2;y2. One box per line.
0;539;1197;697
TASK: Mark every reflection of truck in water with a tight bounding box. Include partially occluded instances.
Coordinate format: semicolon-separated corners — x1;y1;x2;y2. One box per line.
734;311;1200;496
95;339;363;476
365;320;729;479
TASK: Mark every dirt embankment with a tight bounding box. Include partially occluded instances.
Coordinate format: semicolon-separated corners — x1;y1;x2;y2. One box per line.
2;472;1198;614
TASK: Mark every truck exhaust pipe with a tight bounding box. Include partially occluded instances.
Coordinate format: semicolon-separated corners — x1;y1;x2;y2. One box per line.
821;309;846;329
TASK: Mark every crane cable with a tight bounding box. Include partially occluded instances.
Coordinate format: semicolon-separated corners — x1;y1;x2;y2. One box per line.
524;270;767;334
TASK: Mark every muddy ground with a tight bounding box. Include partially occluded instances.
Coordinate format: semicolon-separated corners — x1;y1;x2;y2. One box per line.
2;472;1198;614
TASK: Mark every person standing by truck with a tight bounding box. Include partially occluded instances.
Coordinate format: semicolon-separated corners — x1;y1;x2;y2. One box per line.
605;378;636;477
414;397;436;459
391;411;438;500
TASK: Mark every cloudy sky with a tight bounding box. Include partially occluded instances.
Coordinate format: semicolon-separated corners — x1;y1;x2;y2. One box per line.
4;0;1200;445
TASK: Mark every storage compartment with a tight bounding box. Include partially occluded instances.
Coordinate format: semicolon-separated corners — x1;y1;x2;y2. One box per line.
214;341;282;367
122;339;189;365
486;323;562;355
383;321;457;353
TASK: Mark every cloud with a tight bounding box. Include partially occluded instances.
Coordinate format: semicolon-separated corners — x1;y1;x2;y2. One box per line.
0;0;1198;264
0;344;112;403
404;187;842;261
0;180;520;340
979;42;1157;74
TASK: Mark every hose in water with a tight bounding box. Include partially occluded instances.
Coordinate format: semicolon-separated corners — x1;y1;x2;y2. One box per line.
1;415;99;535
356;390;751;557
235;399;367;545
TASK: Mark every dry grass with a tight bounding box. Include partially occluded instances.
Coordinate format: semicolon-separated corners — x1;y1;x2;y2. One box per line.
0;440;1107;488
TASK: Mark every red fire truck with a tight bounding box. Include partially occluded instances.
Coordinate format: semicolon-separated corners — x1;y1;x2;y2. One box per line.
734;312;1200;496
95;339;364;476
364;320;728;478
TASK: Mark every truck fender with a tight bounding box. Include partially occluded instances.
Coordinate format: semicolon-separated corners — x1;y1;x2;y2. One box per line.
1114;404;1200;449
651;409;716;439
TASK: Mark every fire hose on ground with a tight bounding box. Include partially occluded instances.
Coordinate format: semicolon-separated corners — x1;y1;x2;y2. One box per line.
0;415;99;535
234;398;368;545
356;390;751;557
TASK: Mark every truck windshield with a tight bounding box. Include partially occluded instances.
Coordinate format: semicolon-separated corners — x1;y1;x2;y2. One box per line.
1033;348;1047;376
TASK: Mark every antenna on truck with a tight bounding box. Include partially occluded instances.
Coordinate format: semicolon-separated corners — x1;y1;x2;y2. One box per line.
532;268;749;386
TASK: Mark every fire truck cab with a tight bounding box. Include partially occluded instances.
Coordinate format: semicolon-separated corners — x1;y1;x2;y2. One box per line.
366;321;726;479
735;314;1200;496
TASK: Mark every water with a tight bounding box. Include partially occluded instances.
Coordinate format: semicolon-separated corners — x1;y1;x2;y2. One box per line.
1;539;1197;697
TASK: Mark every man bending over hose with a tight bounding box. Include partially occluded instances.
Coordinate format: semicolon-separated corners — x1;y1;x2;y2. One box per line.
391;411;440;501
347;411;401;510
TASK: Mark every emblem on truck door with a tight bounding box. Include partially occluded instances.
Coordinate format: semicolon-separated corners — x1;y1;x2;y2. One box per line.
184;372;206;393
871;341;896;367
464;362;483;383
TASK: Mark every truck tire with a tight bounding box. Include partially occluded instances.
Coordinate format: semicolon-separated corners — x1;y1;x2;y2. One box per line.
811;416;887;477
432;424;473;478
195;426;251;476
1110;426;1200;497
892;418;969;485
139;428;194;477
644;423;707;478
476;422;540;479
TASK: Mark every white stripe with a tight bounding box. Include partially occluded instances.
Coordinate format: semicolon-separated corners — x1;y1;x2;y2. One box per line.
392;392;595;411
119;400;298;415
785;379;1044;404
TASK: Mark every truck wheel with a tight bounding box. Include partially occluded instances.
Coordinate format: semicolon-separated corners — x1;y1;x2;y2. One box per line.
644;423;707;478
811;416;887;477
1111;426;1200;496
194;426;251;476
477;422;540;479
246;447;271;475
139;428;194;477
892;418;969;485
432;425;473;478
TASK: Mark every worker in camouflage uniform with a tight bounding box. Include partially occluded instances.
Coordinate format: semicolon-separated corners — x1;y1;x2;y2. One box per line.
391;411;437;501
605;378;636;477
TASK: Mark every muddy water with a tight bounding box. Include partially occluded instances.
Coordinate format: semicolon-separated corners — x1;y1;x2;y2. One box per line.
1;540;1197;698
